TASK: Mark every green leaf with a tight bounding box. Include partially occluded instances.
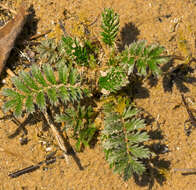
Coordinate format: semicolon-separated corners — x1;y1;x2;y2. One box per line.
101;8;119;46
14;95;24;117
55;114;69;123
31;64;48;87
68;68;79;85
2;88;18;97
129;159;146;176
137;58;146;76
123;107;138;119
62;36;74;57
149;46;165;57
127;131;149;143
25;95;35;113
129;145;151;159
19;71;40;91
135;40;146;56
36;91;46;111
58;62;68;84
102;102;152;181
2;99;18;113
11;76;30;94
147;59;162;75
125;118;145;131
47;87;58;105
43;64;56;85
58;86;70;103
99;67;128;93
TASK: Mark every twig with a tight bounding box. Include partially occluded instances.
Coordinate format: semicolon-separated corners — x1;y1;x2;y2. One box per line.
29;30;52;40
174;168;196;175
44;111;69;164
174;168;196;172
181;94;196;126
8;154;64;178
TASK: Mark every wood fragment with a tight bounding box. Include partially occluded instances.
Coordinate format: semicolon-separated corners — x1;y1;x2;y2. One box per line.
29;30;52;40
0;4;27;75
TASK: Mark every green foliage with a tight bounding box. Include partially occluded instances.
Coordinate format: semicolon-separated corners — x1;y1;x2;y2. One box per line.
101;100;151;181
36;38;59;64
55;105;97;151
1;8;170;181
101;8;120;46
98;67;129;93
120;40;169;76
2;63;86;117
37;36;99;67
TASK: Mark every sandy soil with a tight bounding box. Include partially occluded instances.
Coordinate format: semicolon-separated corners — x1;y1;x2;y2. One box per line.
0;0;196;190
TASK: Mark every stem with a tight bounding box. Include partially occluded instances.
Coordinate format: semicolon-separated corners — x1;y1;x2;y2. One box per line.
121;116;132;162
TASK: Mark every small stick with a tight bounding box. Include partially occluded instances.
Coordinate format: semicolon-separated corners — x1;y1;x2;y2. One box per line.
29;30;52;40
174;168;196;172
9;155;64;178
44;112;69;164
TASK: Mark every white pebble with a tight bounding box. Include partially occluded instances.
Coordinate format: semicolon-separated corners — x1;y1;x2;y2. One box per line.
46;147;52;152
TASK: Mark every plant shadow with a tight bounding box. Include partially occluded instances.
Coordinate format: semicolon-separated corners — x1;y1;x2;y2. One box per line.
162;62;196;93
134;156;171;190
117;22;140;51
132;109;171;189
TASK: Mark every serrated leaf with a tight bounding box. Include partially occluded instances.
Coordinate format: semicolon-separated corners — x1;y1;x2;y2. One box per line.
58;86;70;103
127;131;149;143
36;91;46;111
68;68;78;85
31;64;48;87
47;87;58;105
125;118;145;131
2;99;18;113
135;40;146;56
58;63;68;84
149;46;165;57
129;42;138;55
129;159;146;176
43;64;56;85
25;95;35;113
123;107;138;119
2;88;18;97
19;71;40;91
14;95;24;117
55;114;69;123
147;59;162;75
11;76;30;93
129;145;151;159
101;8;119;46
137;58;146;76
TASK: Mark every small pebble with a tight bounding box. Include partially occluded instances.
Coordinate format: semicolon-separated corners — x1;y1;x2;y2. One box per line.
46;147;52;152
